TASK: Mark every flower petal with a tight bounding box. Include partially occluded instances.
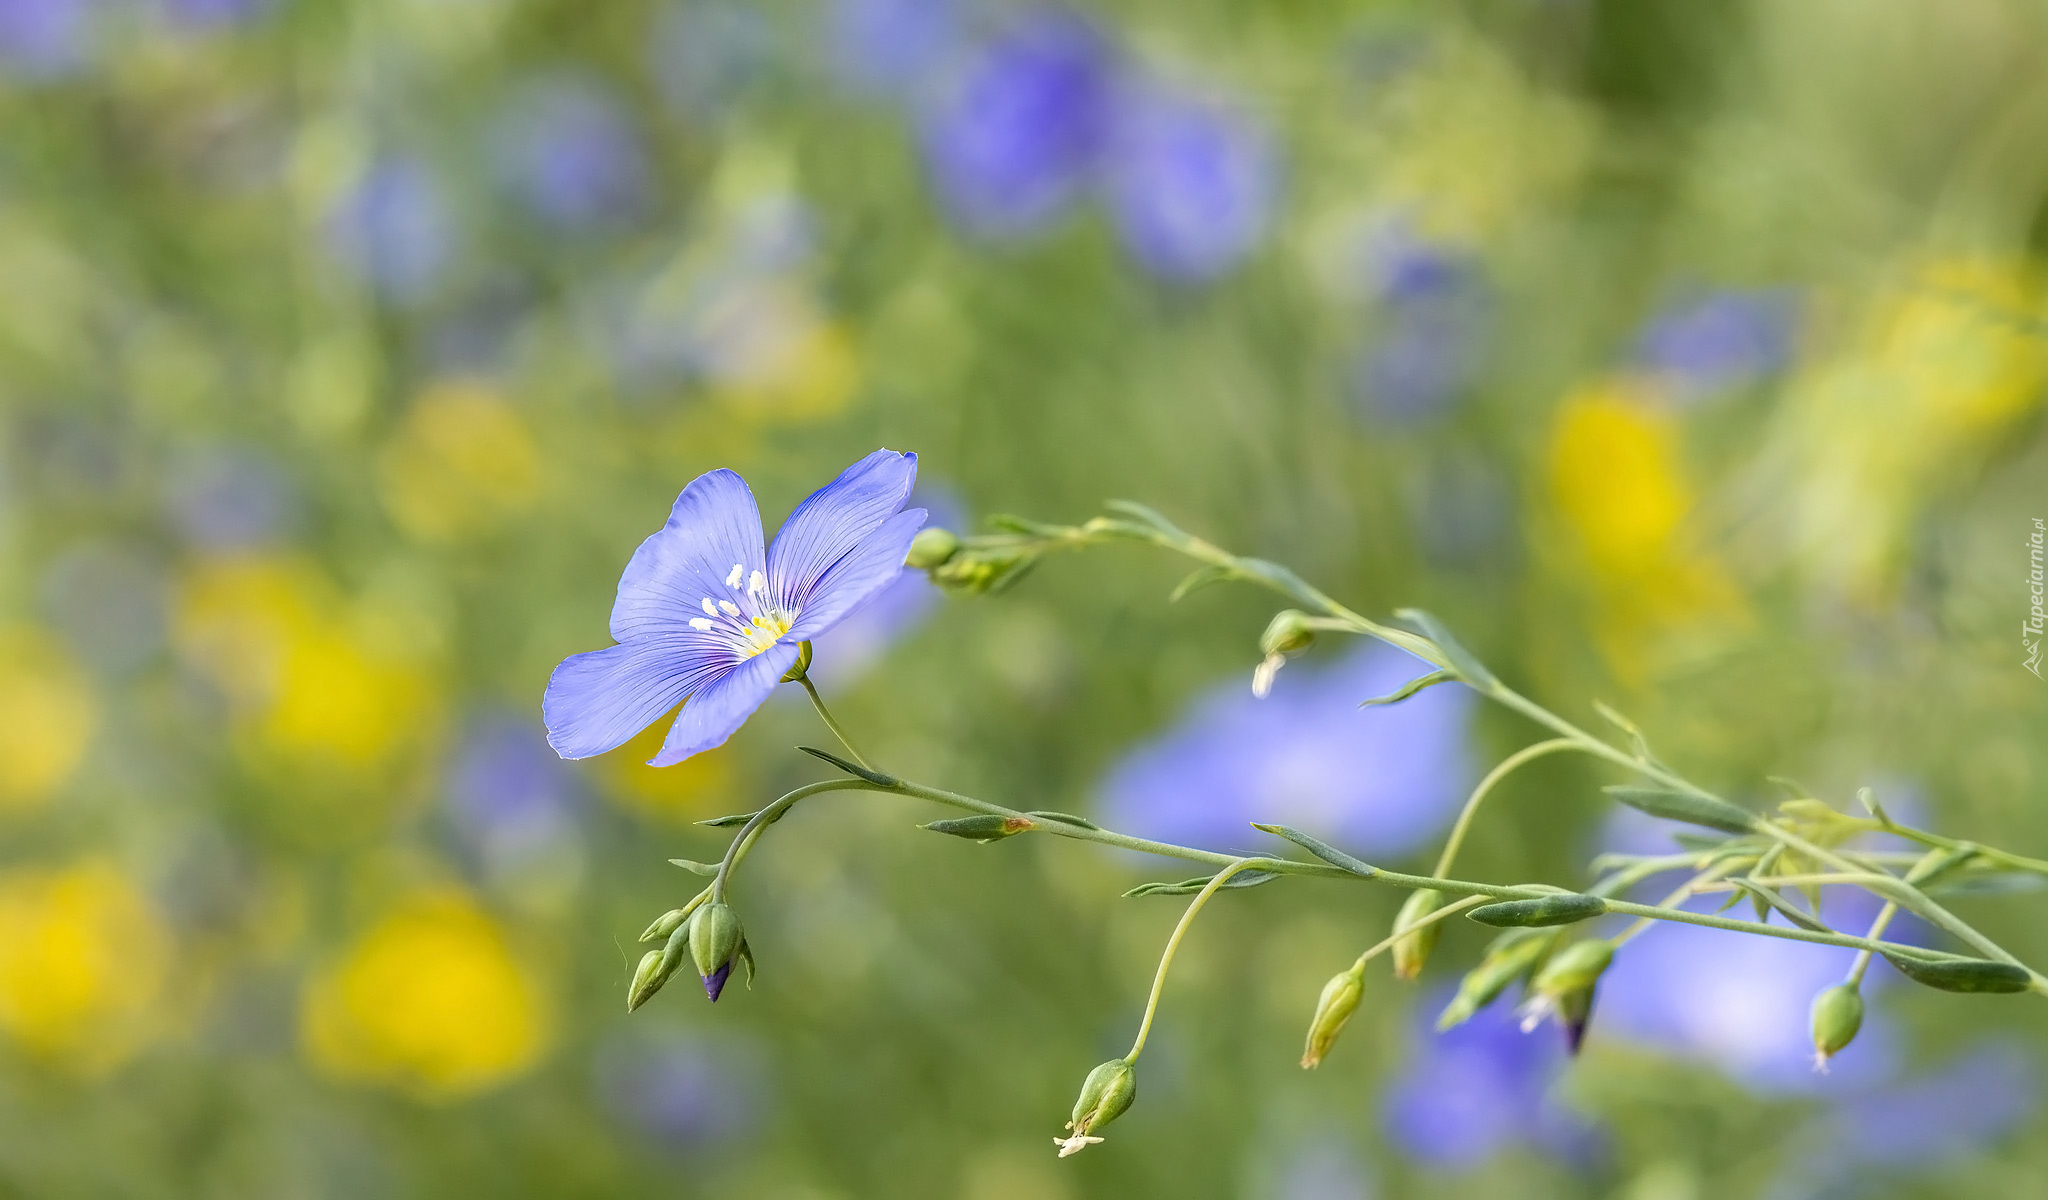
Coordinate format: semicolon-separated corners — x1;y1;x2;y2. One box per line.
766;449;917;614
649;641;799;766
785;507;928;641
612;468;767;642
543;637;731;760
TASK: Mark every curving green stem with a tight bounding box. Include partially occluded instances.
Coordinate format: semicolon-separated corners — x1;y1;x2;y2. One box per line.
1126;858;1268;1063
711;779;871;902
794;672;875;772
1432;738;1585;879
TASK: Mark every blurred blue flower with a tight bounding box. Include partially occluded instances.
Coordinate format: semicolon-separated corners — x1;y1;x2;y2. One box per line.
1349;226;1491;424
594;1028;767;1153
919;9;1114;238
1768;1040;2039;1199
1097;641;1474;857
650;1;774;120
446;712;582;865
1382;988;1600;1169
826;0;958;99
1105;85;1277;282
164;444;297;551
0;0;91;77
1830;1040;2037;1165
544;451;926;765
1633;289;1796;397
326;155;458;303
491;77;649;232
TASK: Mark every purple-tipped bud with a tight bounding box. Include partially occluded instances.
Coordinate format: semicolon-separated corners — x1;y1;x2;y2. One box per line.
687;901;745;1003
702;960;733;1001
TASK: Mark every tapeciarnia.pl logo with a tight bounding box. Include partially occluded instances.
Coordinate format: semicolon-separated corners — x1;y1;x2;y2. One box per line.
2027;517;2045;679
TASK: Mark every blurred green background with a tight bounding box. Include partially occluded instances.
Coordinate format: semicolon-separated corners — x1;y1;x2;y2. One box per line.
2;0;2046;1196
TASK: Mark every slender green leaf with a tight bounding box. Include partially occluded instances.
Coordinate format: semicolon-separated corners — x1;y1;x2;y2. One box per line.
1725;878;1832;932
696;812;760;828
1606;786;1759;834
1124;870;1280;898
1359;670;1454;709
1393;608;1497;688
668;859;720;876
1467;894;1608;928
1168;564;1237;602
1882;952;2032;994
1026;810;1102;831
1251;823;1377;876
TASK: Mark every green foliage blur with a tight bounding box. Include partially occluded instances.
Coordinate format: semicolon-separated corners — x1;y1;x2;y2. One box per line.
1;0;2046;1197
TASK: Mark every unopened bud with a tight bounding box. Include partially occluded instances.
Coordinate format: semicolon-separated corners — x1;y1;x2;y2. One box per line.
1525;938;1615;1054
1056;1058;1136;1156
627;949;676;1011
933;546;1036;595
1259;610;1317;657
922;814;1037;842
1810;983;1863;1069
1390;889;1445;980
905;527;962;570
1468;893;1608;928
1301;967;1365;1069
687;901;744;1002
639;907;691;943
1437;929;1559;1031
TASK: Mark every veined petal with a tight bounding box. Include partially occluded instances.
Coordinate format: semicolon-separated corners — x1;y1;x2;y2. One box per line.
785;508;927;641
612;469;767;642
766;449;917;614
649;641;799;766
543;638;732;760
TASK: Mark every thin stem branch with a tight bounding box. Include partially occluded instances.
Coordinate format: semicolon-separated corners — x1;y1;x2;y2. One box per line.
1350;895;1489;972
1127;859;1266;1062
1610;860;1740;948
796;674;874;771
1433;738;1583;878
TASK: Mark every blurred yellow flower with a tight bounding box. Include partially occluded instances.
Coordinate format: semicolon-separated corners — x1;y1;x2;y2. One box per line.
1754;258;2047;599
0;860;170;1073
597;719;739;823
378;381;544;542
302;890;548;1099
174;556;441;839
0;626;95;814
1547;380;1743;672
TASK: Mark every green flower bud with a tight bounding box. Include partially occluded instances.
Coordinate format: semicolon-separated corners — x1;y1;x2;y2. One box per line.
932;546;1036;595
921;814;1037;842
639;907;691;944
1810;983;1863;1066
1880;952;2031;994
1057;1058;1136;1156
687;901;745;1002
1531;938;1614;996
627;949;676;1011
1390;889;1446;980
1468;893;1609;928
1259;610;1317;657
1301;967;1365;1069
1436;929;1559;1031
1526;938;1615;1054
905;527;962;570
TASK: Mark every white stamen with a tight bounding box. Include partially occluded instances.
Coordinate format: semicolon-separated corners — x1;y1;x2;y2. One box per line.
725;563;744;588
701;598;719;618
1252;654;1284;698
719;600;742;617
1054;1134;1104;1158
748;570;767;598
689;618;714;632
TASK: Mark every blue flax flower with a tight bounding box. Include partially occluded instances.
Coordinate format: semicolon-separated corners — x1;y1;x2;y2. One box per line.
1105;84;1277;283
1098;641;1473;857
544;450;926;765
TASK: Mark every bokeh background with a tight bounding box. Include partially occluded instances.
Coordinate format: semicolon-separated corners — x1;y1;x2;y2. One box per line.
2;0;2047;1196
